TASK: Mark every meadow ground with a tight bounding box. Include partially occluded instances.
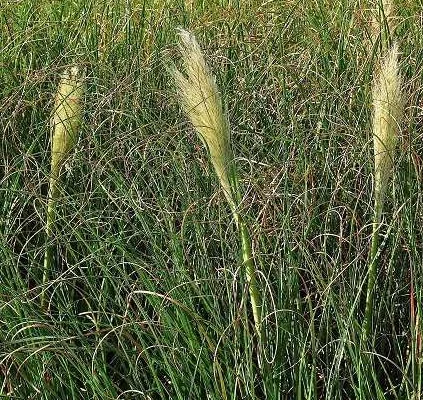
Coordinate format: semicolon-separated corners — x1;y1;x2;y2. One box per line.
1;1;423;398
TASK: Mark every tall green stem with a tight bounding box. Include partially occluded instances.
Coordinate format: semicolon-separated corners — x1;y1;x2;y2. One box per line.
41;66;84;309
171;29;264;339
41;174;60;309
236;213;262;339
363;214;381;339
362;41;402;340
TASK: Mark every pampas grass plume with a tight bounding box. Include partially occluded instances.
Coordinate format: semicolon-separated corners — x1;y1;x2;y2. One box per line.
171;29;263;338
50;66;85;180
42;66;84;309
171;29;236;212
372;42;403;222
363;42;403;337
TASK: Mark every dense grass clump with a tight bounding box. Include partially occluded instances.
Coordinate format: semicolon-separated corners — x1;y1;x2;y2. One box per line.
1;1;423;399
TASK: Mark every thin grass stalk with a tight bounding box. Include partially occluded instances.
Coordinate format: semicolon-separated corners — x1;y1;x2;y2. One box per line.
372;0;395;52
363;43;403;338
411;267;423;397
171;29;262;338
41;67;84;309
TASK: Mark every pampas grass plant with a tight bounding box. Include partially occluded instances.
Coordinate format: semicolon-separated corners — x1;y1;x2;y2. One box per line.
41;66;84;309
363;42;403;337
170;29;263;338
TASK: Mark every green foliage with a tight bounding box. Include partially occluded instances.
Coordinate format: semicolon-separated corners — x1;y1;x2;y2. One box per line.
1;0;423;399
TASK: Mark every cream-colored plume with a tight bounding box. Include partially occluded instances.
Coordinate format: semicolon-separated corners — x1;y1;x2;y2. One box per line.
171;29;236;212
50;66;85;180
372;42;403;221
363;42;403;337
171;29;263;339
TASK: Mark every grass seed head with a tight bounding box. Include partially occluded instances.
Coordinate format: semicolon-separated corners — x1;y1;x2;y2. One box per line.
171;28;236;211
372;42;403;217
51;66;85;177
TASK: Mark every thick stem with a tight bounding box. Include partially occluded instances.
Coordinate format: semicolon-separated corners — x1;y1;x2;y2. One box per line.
363;194;383;339
236;213;262;339
363;220;380;339
41;173;59;309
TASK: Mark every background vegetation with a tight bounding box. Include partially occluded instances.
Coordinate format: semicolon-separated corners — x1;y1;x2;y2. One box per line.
1;0;423;398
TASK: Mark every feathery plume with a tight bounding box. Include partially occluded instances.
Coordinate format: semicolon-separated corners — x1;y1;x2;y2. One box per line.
171;29;237;212
171;29;263;338
372;42;403;223
363;42;403;337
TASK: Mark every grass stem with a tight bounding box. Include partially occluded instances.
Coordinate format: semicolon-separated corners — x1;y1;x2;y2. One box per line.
41;67;84;309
